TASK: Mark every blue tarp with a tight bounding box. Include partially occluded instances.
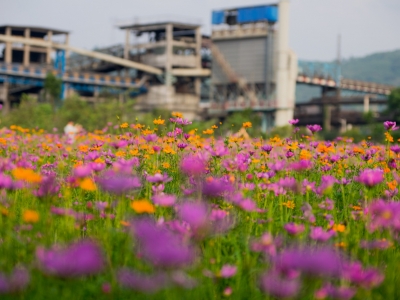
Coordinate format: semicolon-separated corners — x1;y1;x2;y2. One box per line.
212;11;225;25
237;6;278;24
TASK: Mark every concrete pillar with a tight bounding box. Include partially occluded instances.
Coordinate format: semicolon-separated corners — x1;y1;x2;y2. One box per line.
323;104;331;131
124;29;130;59
363;94;370;113
46;31;53;65
4;27;12;64
65;33;70;70
1;81;10;114
23;28;30;66
274;0;294;127
165;24;173;88
194;26;202;96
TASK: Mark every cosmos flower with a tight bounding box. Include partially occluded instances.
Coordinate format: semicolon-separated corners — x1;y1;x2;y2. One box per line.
306;124;323;133
97;170;141;195
383;121;399;131
36;240;105;278
0;267;30;294
355;168;384;187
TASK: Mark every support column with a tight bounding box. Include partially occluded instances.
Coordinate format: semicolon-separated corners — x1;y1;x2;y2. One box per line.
65;33;70;70
194;26;202;95
274;0;293;127
46;31;53;65
23;28;30;66
363;94;370;113
165;24;173;88
5;27;12;64
1;81;10;115
124;29;130;59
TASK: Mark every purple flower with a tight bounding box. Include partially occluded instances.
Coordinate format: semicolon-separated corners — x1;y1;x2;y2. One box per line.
131;218;196;268
97;170;141;195
261;145;273;153
290;160;313;171
36;240;105;278
288;119;299;125
260;271;300;298
342;262;384;289
383;121;399;131
152;194;176;207
180;155;207;177
318;198;334;210
306;124;323;133
117;268;168;293
0;173;14;189
0;267;30;294
202;177;234;197
34;175;60;198
315;284;356;300
390;145;400;154
178;202;208;232
273;246;344;278
309;227;336;242
355;168;384;187
219;265;237;278
143;134;158;142
146;173;172;184
177;143;188;150
284;223;305;235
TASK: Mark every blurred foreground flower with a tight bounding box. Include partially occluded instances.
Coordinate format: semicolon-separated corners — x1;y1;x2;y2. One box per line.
0;267;30;294
36;240;105;278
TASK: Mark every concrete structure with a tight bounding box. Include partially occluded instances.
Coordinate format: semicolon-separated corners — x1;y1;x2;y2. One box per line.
208;1;297;130
119;21;210;120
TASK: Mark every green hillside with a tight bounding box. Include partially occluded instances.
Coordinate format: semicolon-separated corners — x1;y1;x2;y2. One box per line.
341;50;400;86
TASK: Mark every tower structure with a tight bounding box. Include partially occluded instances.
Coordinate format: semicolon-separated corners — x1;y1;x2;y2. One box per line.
209;1;297;128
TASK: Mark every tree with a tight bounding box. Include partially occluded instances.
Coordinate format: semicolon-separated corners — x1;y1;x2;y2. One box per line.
44;73;62;112
387;87;400;122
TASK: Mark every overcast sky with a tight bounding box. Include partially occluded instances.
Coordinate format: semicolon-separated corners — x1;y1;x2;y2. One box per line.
1;0;399;61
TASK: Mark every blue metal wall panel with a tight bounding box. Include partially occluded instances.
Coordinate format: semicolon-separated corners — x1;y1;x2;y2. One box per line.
237;6;278;24
212;11;225;25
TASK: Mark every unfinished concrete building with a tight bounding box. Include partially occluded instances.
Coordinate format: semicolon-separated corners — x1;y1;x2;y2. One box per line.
119;21;210;120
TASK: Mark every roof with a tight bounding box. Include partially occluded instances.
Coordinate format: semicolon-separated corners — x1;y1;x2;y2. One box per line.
119;21;201;31
0;25;69;35
213;3;278;12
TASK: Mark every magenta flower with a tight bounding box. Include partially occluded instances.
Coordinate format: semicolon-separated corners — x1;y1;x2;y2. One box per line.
306;124;322;134
36;240;105;278
202;177;234;197
0;267;30;294
261;145;273;153
146;173;172;184
180;155;207;177
383;121;399;131
219;264;237;278
260;271;300;298
273;246;344;277
284;223;305;235
355;168;384;187
309;227;336;242
34;175;60;198
97;170;141;195
131;218;196;268
152;194;176;207
315;284;356;300
117;268;168;293
288;119;299;125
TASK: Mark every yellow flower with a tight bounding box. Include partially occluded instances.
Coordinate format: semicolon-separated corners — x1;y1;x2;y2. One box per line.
120;122;129;129
23;210;39;223
333;224;346;233
162;162;170;169
242;122;252;128
203;129;214;135
153;118;165;125
79;178;97;191
130;200;155;214
384;132;394;143
282;201;295;209
300;149;312;160
12;168;42;184
211;125;218;129
172;112;183;118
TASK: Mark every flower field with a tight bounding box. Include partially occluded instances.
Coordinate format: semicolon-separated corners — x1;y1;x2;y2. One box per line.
0;115;399;299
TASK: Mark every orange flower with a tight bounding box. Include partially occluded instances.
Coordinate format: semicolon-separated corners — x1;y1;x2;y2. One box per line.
153;118;165;125
79;178;97;191
130;200;155;214
23;210;39;223
242;122;252;128
120;122;129;129
172;112;183;118
12;168;42;184
203;129;214;135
